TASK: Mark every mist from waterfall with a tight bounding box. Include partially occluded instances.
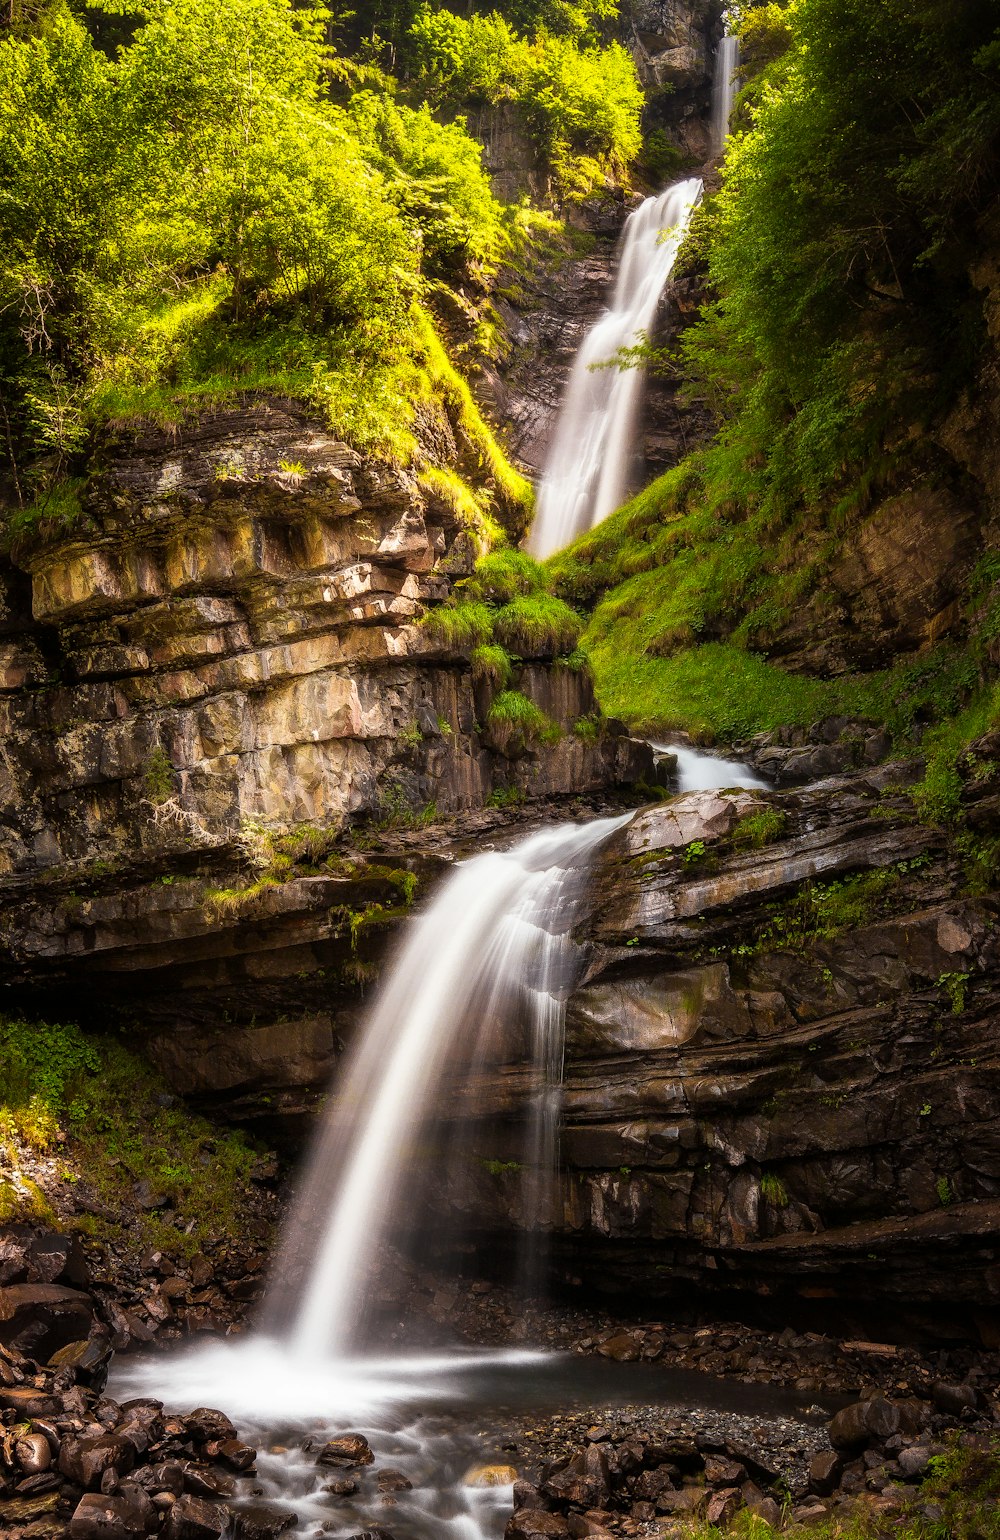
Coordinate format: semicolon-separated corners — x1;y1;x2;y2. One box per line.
710;27;740;155
264;815;628;1359
526;177;702;560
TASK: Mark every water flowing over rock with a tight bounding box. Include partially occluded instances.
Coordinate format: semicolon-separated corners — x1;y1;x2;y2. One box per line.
265;816;627;1355
527;180;702;558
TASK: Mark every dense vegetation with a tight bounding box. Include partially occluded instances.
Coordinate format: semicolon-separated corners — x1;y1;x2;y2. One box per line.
0;0;642;539
0;1015;261;1256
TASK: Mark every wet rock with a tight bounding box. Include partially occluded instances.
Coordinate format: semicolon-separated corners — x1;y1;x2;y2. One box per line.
182;1465;236;1499
232;1502;298;1540
213;1438;257;1472
323;1475;359;1496
463;1464;515;1487
315;1433;374;1468
15;1432;53;1473
506;1512;570;1540
162;1494;229;1540
377;1469;413;1493
60;1434;137;1490
184;1409;237;1444
69;1488;156;1539
513;1479;542;1510
596;1333;641;1363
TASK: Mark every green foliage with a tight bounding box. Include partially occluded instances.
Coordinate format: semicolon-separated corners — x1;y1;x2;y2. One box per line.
760;1172;789;1207
485;784;526;808
936;1174;954;1208
471;643;514;687
0;1016;257;1256
682;839;706;866
740;867;904;958
681;0;1000;518
493;591;583;657
408;7;642;194
486;689;561;752
144;746;176;804
0;0;533;521
423;599;495;650
938;971;971;1016
733;807;787;848
463;546;546;604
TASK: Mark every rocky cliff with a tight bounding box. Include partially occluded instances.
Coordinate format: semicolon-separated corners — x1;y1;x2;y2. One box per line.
428;757;1000;1336
0;401;653;1118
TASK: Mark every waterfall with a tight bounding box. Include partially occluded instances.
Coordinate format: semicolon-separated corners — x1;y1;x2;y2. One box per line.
710;28;740;155
526;177;702;560
265;814;628;1359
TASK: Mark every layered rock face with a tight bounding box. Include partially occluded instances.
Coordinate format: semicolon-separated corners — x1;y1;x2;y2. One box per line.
437;761;1000;1331
0;401;652;1105
626;0;724;160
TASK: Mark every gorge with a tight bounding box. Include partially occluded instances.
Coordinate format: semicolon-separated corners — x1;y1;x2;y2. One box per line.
2;3;1000;1540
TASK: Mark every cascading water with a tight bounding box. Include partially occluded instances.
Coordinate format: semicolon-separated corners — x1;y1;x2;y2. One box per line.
526;177;702;559
265;814;629;1359
710;27;740;156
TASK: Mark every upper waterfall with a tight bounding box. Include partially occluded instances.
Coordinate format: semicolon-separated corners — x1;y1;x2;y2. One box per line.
264;814;628;1359
710;28;740;155
526;177;702;560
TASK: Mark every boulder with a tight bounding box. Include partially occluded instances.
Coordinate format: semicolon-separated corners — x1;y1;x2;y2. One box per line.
60;1435;137;1490
808;1449;843;1495
69;1489;156;1539
232;1503;297;1540
163;1494;230;1540
829;1399;901;1451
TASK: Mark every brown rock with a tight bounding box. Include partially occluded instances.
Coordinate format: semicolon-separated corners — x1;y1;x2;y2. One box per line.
809;1449;843;1495
69;1488;156;1539
316;1433;374;1468
15;1432;53;1473
829;1398;900;1451
162;1494;229;1540
505;1512;570;1540
705;1487;743;1526
185;1409;237;1444
60;1435;137;1490
214;1439;256;1473
596;1332;641;1362
232;1503;297;1540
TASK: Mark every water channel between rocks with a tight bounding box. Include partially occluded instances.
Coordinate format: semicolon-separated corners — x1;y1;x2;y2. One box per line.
111;1343;832;1540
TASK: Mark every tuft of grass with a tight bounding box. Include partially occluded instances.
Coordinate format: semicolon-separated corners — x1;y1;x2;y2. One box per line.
733;807;788;848
486;690;561;754
493;592;583;658
422;600;494;650
471;643;513;688
760;1172;789;1206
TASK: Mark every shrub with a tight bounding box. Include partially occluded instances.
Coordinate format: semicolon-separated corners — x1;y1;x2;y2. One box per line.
493;592;583;657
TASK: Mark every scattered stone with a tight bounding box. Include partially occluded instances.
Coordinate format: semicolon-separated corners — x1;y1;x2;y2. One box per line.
829;1398;900;1451
68;1488;156;1539
315;1433;374;1468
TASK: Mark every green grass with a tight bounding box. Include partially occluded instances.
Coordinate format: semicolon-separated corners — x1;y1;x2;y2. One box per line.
733;807;788;847
493;592;583;658
471;644;513;687
486;690;561;753
0;1017;259;1258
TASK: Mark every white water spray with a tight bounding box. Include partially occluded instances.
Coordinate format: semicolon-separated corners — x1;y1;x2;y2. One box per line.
710;28;740;156
527;178;702;559
266;815;628;1359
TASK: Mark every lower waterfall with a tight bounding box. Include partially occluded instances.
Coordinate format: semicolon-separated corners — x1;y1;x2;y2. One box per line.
264;814;629;1359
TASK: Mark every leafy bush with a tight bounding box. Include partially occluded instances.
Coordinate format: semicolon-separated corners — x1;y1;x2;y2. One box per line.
408;6;642;192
